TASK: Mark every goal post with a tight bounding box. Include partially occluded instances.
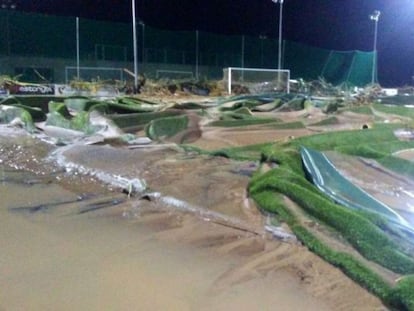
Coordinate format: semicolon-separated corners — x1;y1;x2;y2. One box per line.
223;67;290;95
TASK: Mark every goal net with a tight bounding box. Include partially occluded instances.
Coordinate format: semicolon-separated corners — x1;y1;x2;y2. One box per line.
223;67;290;95
65;66;125;83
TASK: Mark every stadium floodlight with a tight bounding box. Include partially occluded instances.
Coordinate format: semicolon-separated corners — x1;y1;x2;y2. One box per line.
369;10;381;84
271;0;285;71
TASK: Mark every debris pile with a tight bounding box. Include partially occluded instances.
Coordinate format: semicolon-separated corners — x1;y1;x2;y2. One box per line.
2;74;414;148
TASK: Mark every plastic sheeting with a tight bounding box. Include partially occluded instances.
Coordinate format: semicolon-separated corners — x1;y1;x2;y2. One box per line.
300;146;413;233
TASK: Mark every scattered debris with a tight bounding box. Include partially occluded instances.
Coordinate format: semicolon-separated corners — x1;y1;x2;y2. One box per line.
394;129;414;141
265;225;298;243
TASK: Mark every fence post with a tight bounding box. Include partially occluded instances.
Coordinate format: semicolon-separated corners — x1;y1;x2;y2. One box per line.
195;30;199;80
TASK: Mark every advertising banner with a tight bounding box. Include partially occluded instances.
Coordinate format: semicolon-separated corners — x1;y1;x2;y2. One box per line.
8;83;55;95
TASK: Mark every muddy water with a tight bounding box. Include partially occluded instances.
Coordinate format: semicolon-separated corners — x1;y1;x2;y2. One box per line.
0;128;384;310
0;173;219;310
1;179;208;310
57;144;264;230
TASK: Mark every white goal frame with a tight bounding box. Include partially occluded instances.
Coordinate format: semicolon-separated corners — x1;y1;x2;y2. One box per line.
224;67;290;95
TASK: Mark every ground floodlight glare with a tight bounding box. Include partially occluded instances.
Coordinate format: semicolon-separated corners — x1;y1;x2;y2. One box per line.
370;10;381;21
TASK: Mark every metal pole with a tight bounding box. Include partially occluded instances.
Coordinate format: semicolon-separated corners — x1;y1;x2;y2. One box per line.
241;35;245;81
370;10;380;85
76;17;80;80
272;0;285;89
241;35;245;68
132;0;138;90
372;20;378;84
6;11;10;55
141;22;145;69
195;30;199;80
278;0;284;71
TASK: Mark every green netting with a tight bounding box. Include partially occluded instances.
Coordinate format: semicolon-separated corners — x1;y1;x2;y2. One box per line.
0;10;375;86
347;51;376;85
284;41;331;81
284;41;375;86
0;11;135;60
321;50;375;86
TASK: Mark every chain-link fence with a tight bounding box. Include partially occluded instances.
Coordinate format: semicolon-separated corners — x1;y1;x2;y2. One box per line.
0;10;375;86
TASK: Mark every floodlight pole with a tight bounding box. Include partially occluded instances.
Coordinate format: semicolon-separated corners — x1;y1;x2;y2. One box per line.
370;10;380;85
132;0;138;91
271;0;284;71
76;17;80;80
278;0;284;71
195;30;199;81
241;35;245;81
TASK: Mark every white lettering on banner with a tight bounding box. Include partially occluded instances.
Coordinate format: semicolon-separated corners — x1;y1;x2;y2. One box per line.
18;85;54;94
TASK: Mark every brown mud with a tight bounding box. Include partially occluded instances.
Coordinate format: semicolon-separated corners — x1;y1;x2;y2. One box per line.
0;107;389;310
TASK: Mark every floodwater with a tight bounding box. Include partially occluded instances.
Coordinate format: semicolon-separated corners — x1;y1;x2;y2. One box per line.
0;172;235;310
0;127;383;311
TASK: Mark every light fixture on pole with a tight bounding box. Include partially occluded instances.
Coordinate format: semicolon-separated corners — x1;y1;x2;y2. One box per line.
271;0;284;71
369;10;380;85
132;0;138;91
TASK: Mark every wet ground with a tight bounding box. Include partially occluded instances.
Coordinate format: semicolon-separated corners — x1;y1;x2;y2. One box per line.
0;126;386;310
326;151;414;227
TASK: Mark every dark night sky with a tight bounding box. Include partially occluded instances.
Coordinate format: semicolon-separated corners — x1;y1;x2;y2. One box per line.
14;0;414;86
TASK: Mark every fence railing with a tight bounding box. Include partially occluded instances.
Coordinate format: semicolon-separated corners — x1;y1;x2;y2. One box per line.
0;10;375;86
